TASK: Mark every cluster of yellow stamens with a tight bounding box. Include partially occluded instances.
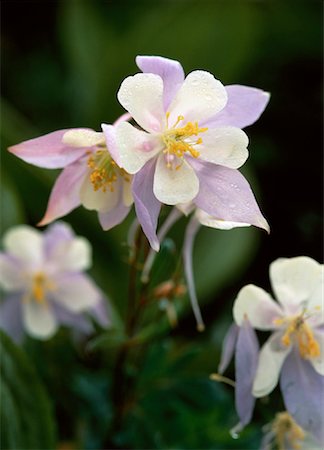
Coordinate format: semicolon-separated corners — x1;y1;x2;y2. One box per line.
87;150;130;192
271;412;305;450
162;112;207;169
30;272;55;304
274;311;320;359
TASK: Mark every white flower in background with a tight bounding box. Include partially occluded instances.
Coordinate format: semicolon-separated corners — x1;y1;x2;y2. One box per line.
0;222;109;340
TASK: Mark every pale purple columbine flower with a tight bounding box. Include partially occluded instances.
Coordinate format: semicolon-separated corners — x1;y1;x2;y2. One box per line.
112;55;270;250
0;222;110;341
217;320;259;434
9;121;133;231
233;256;324;444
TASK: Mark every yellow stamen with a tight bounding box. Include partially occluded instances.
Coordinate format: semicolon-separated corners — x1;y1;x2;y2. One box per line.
31;272;55;304
271;412;305;450
162;112;207;168
87;150;130;192
276;313;320;359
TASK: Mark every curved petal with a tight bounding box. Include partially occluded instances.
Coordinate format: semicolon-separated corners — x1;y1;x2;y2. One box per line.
43;222;74;257
8;129;90;169
3;226;44;267
122;178;133;207
51;301;94;335
198;126;249;169
154;154;199;205
204;85;270;129
252;332;291;397
280;349;324;445
168;70;227;125
218;323;239;374
22;300;57;340
132;159;161;251
309;330;324;375
195;209;251;230
190;159;270;232
0;254;24;291
101;123;122;166
79;174;119;213
62;129;104;147
47;236;92;273
51;273;101;313
38;160;87;226
270;257;322;313
183;216;205;331
136;55;185;109
307;264;324;324
0;294;24;342
115;121;162;174
98;203;131;231
235;319;259;427
233;284;283;330
117;73;165;133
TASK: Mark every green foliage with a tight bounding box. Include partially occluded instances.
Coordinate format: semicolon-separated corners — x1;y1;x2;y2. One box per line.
0;332;56;449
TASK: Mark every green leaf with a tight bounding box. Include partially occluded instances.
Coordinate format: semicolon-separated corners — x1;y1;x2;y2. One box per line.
0;332;56;449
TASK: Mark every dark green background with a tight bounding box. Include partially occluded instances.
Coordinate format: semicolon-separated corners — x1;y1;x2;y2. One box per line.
1;1;322;449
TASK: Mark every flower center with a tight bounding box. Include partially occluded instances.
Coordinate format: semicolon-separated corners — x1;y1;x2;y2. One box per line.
87;150;130;192
274;312;320;359
271;412;305;450
31;272;54;304
162;112;208;169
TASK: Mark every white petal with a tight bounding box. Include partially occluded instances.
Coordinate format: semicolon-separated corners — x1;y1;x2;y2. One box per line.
62;129;105;147
3;226;44;267
270;257;322;313
116;122;162;174
49;237;92;272
306;264;324;321
309;330;324;375
52;274;101;312
80;175;119;212
168;70;227;124
195;209;251;229
153;154;199;205
122;178;133;207
0;254;24;291
22;301;57;339
117;73;165;133
198;126;249;169
252;332;291;397
233;284;283;330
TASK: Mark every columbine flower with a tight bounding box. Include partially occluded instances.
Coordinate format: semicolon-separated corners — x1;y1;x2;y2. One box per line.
113;55;270;250
233;256;324;443
260;411;320;450
8;120;132;230
0;222;109;340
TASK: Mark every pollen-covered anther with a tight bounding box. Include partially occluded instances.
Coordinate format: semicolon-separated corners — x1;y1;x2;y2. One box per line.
277;314;321;359
31;272;55;304
87;150;129;192
162;112;208;167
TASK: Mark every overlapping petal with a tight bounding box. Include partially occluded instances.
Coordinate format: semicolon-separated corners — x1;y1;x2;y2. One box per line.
22;300;57;339
233;284;283;330
154;154;199;205
252;332;291;397
0;254;24;291
8;129;91;169
270;257;322;313
168;70;227;125
204;85;270;129
198;126;249;169
79;175;119;212
190;159;269;232
3;226;44;267
132;159;161;251
117;73;165;133
115;121;162;174
38;160;87;226
136;55;185;109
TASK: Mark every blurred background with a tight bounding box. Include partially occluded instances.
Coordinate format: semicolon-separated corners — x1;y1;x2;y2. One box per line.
1;1;322;449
